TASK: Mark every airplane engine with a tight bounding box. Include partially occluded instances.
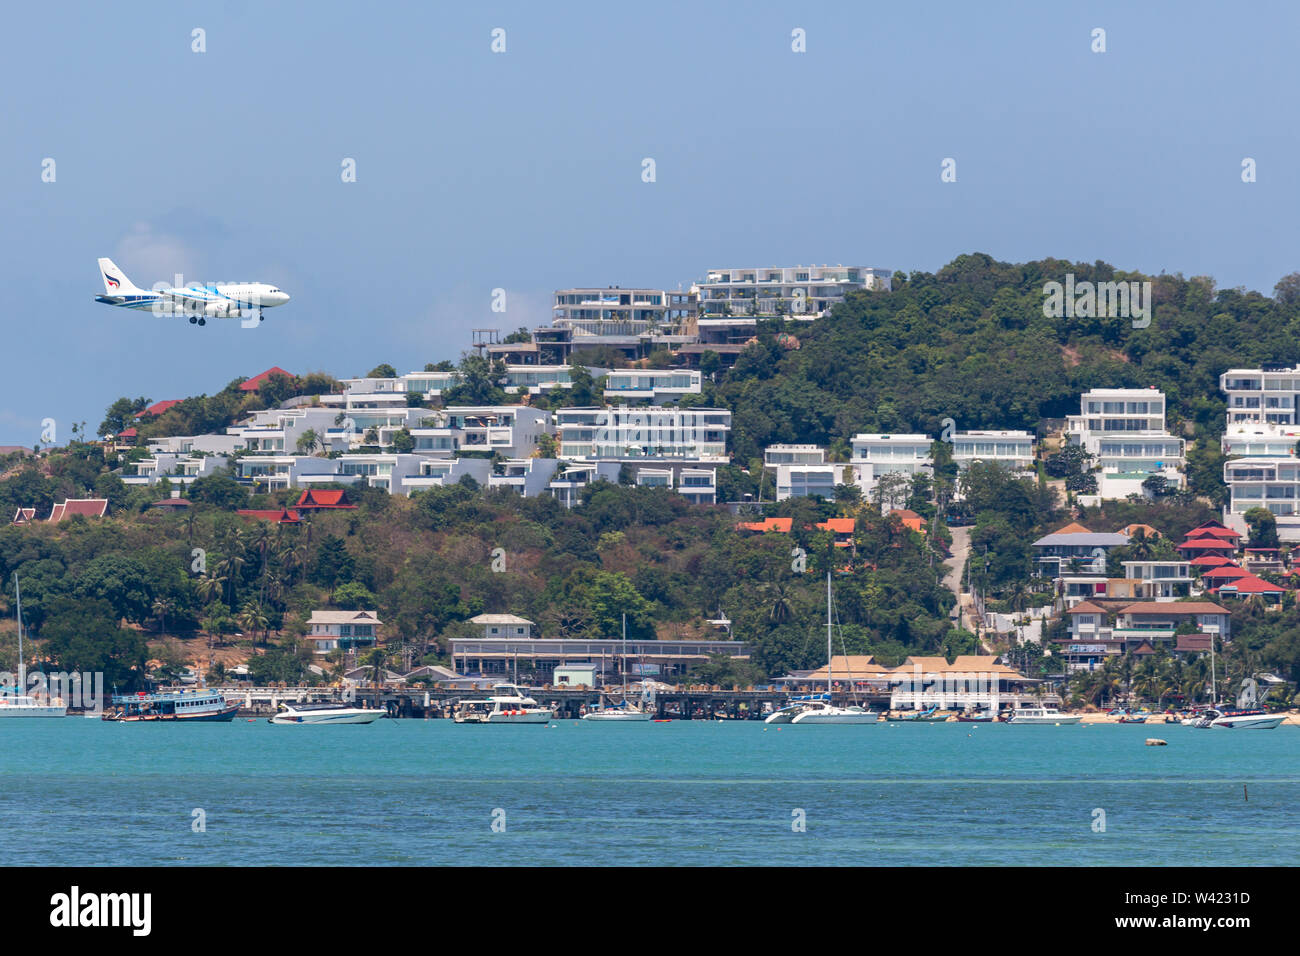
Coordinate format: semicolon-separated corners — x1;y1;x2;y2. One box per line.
204;301;242;318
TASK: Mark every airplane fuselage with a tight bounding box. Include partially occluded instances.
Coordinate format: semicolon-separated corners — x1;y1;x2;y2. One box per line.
94;258;290;325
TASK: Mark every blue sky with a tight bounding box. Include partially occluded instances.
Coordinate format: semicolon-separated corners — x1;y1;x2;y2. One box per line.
4;0;1299;444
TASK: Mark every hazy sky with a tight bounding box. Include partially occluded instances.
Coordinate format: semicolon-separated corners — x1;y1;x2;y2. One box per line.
4;0;1299;444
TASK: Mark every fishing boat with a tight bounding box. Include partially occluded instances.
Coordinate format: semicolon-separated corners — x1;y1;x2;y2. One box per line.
104;687;238;722
268;702;387;724
453;684;552;724
582;615;653;722
783;572;878;725
1117;712;1148;724
1006;703;1082;725
956;709;995;722
886;705;949;722
1;574;67;718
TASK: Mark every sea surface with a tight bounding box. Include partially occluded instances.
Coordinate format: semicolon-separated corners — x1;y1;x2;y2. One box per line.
4;718;1298;866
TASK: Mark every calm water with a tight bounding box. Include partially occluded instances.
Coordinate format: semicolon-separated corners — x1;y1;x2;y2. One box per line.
4;719;1298;866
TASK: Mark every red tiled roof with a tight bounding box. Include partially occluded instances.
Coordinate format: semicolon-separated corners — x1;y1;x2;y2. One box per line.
816;518;855;534
1054;522;1092;534
737;517;793;533
1067;601;1109;615
1175;633;1213;653
1190;555;1233;567
1187;523;1241;539
1118;601;1229;615
142;400;181;417
48;498;108;523
236;508;301;524
293;489;357;509
239;367;294;392
1176;538;1237;551
1200;565;1249;580
117;428;137;438
1216;575;1285;594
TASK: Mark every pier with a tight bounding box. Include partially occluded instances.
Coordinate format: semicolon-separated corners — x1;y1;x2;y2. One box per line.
213;684;893;719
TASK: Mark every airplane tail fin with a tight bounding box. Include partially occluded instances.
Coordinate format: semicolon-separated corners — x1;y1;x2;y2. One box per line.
98;258;143;294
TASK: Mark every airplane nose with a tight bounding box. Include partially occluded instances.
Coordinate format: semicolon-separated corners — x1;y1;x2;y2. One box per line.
276;291;290;305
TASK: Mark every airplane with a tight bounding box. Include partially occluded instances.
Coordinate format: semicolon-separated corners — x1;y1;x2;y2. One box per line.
94;257;290;326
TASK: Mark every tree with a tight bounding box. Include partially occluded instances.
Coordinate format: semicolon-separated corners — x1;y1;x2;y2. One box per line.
41;597;148;690
367;364;398;378
1244;507;1279;549
296;429;322;455
390;429;415;454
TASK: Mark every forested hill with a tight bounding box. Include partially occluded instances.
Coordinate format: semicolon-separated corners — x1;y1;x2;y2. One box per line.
711;253;1300;465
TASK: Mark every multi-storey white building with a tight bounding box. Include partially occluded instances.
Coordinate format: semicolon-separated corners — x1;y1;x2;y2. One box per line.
1065;387;1185;499
1220;366;1300;426
763;444;841;500
950;430;1035;473
552;287;672;335
406;406;551;459
555;406;730;460
850;434;933;506
122;453;231;487
602;369;701;404
1221;422;1300;458
697;265;891;319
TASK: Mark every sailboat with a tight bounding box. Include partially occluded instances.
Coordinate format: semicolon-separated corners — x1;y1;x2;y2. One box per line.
2;573;67;717
783;571;879;725
582;614;652;721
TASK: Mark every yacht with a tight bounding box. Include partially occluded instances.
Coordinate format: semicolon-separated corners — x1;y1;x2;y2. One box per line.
582;614;653;721
1007;703;1082;725
1;574;66;718
764;693;830;724
454;684;552;724
1192;678;1284;729
775;572;879;725
269;702;387;724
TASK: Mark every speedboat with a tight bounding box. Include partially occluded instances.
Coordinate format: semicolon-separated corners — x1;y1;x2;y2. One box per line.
886;705;948;722
1007;703;1082;725
269;702;387;724
956;710;995;722
1196;707;1284;730
454;684;552;724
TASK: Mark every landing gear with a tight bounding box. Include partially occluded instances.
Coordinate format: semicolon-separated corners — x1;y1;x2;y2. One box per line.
198;317;206;326
189;315;197;325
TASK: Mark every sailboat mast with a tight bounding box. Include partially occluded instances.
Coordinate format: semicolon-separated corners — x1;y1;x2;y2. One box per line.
1210;632;1217;707
622;612;627;696
13;573;25;696
826;570;833;697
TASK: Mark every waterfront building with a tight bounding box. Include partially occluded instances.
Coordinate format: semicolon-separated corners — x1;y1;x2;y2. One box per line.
306;610;383;656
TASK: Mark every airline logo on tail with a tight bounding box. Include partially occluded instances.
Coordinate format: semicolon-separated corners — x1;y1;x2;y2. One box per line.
104;273;120;289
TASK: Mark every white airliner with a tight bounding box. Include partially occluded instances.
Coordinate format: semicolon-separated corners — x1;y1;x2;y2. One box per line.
94;257;290;326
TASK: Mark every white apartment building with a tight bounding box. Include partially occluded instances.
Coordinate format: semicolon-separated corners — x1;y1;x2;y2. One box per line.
555;406;730;460
1223;457;1300;517
553;287;672;335
1121;560;1194;600
547;462;622;508
697;265;891;319
850;434;933;505
407;406;551;459
122;453;230;487
1220;366;1300;425
488;458;560;497
1065;387;1185;499
603;369;702;404
763;444;841;501
237;455;341;491
1221;422;1300;458
950;430;1035;473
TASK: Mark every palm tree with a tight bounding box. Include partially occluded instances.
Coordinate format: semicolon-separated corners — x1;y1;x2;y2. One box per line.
362;647;388;687
151;596;174;637
236;601;269;647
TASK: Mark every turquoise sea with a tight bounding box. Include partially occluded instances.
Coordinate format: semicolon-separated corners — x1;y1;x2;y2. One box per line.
5;719;1298;866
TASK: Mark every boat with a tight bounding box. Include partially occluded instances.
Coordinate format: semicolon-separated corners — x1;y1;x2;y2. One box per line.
103;687;238;722
1117;713;1148;724
1193;678;1284;729
453;683;552;724
780;572;879;725
764;693;829;724
582;615;653;721
886;706;949;722
269;702;387;724
0;574;67;718
956;710;995;722
1006;703;1082;725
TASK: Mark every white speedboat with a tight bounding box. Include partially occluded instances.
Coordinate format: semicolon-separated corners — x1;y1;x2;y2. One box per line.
269;702;387;724
2;574;66;718
1198;708;1284;730
764;693;830;724
454;684;552;724
1007;704;1082;725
